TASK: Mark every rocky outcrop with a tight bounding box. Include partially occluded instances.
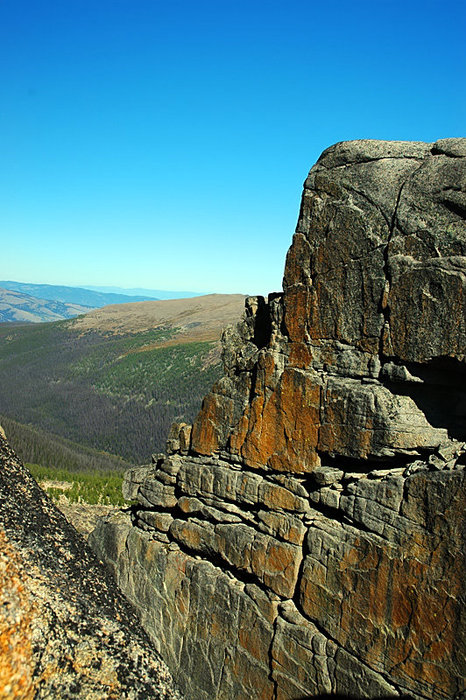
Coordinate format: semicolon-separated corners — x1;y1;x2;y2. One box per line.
90;139;466;699
0;432;180;699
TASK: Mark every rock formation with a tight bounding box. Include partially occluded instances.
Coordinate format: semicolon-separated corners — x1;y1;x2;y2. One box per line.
0;431;180;699
90;139;466;699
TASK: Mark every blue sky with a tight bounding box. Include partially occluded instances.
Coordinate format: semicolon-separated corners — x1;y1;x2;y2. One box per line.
1;0;464;295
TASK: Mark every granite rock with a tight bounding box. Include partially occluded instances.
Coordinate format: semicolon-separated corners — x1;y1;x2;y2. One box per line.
0;432;180;699
90;140;466;700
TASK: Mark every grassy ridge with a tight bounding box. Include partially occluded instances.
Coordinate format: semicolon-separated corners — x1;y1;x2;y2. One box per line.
0;320;222;464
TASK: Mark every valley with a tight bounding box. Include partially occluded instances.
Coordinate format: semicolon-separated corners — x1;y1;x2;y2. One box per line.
0;293;245;467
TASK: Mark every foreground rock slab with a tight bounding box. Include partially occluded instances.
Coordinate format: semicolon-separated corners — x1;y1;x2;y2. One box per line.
91;139;466;700
0;432;180;699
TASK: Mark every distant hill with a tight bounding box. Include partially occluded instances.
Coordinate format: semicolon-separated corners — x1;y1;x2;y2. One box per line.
0;280;159;309
71;293;247;340
83;285;204;300
0;287;93;323
0;293;246;464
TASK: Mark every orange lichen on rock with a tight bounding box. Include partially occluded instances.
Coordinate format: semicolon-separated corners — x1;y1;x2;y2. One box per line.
0;531;35;700
299;470;466;698
0;432;179;700
239;364;322;473
90;139;466;700
190;392;222;454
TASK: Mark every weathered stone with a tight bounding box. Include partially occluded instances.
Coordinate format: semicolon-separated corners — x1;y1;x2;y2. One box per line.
385;145;466;363
125;457;182;508
190;139;466;469
166;422;192;455
137;510;174;533
91;139;466;700
311;466;344;486
0;435;179;699
91;519;276;700
257;478;309;512
177;496;242;523
168;519;302;598
338;472;405;538
139;477;178;509
176;457;309;512
256;510;306;545
122;464;157;500
319;376;448;459
309;485;341;511
178;424;192;453
178;458;262;505
272;601;398;699
236;363;323;472
300;468;466;699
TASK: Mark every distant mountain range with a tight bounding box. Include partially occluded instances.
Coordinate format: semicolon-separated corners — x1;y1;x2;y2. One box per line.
0;281;207;324
0;281;159;308
0;287;93;323
81;285;204;300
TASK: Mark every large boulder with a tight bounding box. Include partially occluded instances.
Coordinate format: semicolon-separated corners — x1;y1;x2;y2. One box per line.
191;138;466;471
90;139;466;700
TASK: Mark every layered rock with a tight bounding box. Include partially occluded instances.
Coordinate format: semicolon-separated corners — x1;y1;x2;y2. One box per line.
90;139;466;699
0;431;180;699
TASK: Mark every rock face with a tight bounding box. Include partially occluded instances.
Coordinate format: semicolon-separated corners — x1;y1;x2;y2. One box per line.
0;432;180;699
90;139;466;699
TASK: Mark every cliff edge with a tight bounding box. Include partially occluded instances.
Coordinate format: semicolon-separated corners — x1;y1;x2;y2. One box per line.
91;139;466;699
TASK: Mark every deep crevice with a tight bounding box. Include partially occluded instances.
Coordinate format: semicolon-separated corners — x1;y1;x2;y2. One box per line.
133;502;175;517
431;145;464;158
252;296;273;350
306;498;396;543
442;198;466;220
318;154;426;169
292;522;310;614
380;356;466;442
248;363;259;403
316;450;425;473
163;531;273;591
267;614;279;700
160;498;308;548
170;503;249;529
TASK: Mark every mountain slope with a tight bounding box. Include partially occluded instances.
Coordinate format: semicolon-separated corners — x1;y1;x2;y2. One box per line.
0;287;92;323
0;280;159;308
0;294;246;463
71;293;247;338
0;415;131;474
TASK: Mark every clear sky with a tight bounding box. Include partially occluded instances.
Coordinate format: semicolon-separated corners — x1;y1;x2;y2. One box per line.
1;0;465;295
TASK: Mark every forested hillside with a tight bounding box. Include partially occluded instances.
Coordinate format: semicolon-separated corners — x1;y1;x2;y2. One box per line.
0;415;131;473
0;295;244;465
